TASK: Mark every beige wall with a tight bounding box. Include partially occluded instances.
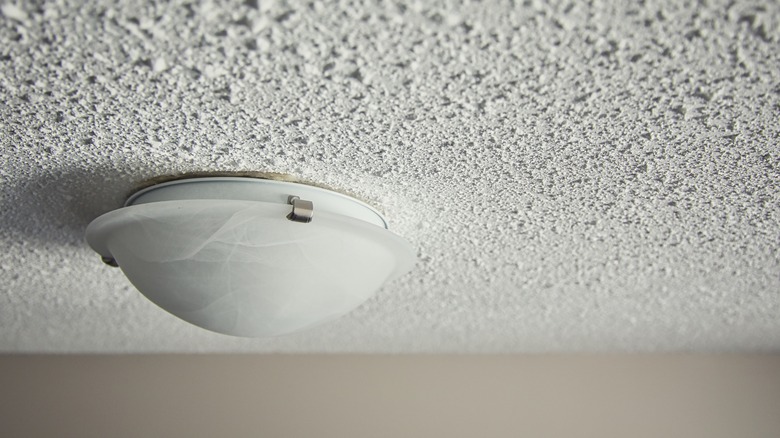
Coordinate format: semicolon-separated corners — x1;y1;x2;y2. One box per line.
1;355;779;438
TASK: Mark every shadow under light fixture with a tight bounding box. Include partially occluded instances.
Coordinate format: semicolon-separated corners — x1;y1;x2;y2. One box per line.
86;177;415;337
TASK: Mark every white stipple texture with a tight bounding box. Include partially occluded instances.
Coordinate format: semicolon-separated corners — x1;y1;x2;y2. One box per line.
1;0;779;353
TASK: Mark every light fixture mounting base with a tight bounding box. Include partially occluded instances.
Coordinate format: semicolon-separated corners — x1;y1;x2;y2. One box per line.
125;177;388;228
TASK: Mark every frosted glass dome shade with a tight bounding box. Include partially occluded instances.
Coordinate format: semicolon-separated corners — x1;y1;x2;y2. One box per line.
85;178;415;337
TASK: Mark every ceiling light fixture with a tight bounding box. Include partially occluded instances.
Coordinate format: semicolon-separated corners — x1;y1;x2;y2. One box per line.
86;177;415;337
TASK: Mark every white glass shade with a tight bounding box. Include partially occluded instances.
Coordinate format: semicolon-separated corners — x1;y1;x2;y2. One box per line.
86;178;415;337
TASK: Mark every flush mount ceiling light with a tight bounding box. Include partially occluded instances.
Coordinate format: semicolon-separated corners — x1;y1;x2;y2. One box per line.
86;177;415;337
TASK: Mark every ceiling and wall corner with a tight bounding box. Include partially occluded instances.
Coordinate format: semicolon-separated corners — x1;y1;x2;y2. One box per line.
0;0;778;352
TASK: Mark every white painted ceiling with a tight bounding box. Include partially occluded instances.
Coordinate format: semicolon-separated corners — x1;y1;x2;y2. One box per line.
1;0;779;352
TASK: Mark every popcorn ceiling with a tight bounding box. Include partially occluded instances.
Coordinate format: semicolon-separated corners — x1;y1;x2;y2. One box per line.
1;0;778;352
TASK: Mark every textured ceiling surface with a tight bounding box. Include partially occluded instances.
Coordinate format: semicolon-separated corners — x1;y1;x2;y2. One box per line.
1;0;779;352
